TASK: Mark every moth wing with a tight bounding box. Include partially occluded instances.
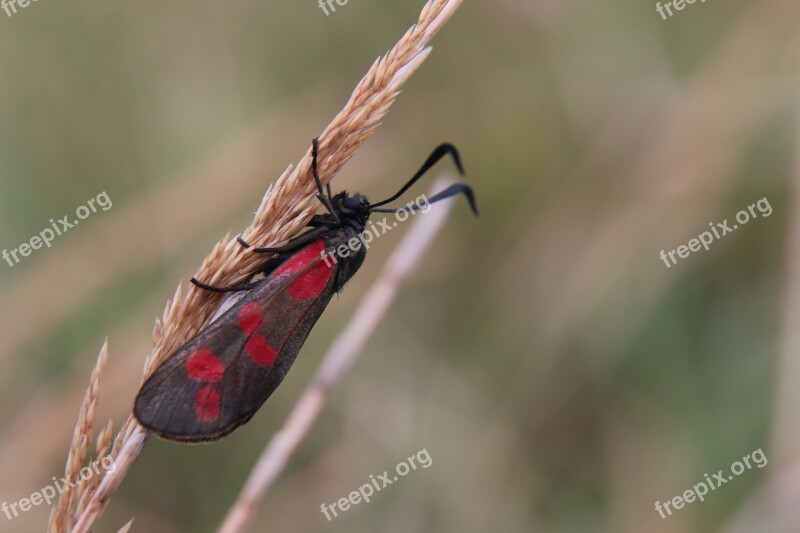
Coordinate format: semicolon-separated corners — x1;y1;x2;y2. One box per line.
134;240;339;442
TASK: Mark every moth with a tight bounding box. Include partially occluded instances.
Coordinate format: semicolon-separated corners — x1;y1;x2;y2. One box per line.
134;139;477;442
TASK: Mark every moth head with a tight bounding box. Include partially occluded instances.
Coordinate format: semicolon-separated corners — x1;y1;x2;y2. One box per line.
335;192;371;219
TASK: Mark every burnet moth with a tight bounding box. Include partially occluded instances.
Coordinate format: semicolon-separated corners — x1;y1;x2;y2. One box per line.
134;139;477;442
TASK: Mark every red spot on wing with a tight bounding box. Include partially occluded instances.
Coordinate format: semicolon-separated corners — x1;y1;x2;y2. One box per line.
237;302;264;334
185;349;224;383
274;240;326;276
274;240;333;300
195;386;221;422
246;333;278;366
289;260;333;299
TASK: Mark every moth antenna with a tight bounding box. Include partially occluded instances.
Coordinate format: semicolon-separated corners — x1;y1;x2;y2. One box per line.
370;143;464;208
370;183;478;216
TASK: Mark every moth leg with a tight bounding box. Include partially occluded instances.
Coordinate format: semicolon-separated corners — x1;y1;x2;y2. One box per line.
307;214;334;227
239;226;329;254
237;214;331;249
190;278;259;293
311;138;340;224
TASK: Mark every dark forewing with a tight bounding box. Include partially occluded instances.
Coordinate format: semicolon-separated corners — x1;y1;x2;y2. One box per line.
134;240;340;442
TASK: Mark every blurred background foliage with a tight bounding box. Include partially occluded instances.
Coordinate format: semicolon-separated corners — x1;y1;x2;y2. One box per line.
0;0;798;531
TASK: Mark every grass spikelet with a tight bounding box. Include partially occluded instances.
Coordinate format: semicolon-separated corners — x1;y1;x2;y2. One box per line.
50;341;110;531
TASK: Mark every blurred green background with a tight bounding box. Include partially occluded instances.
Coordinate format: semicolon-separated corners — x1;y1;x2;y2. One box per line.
1;0;798;531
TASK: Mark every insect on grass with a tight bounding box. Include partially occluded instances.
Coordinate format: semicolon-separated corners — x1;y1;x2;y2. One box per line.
134;139;477;442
